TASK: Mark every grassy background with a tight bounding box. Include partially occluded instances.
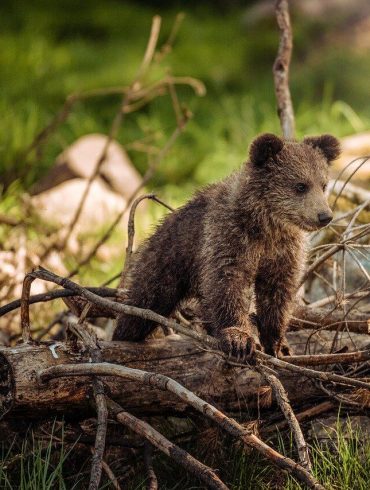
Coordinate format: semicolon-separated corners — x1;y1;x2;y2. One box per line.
1;0;370;205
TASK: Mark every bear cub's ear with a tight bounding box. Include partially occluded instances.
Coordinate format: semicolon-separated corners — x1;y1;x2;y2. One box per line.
249;133;284;167
303;134;341;163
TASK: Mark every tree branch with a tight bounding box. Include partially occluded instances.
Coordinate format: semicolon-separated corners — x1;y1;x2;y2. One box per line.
107;398;229;490
273;0;295;138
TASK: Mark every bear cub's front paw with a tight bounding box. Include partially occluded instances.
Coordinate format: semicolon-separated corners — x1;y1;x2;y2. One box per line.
218;326;256;361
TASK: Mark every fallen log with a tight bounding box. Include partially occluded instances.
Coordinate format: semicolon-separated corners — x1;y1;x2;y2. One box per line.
0;337;321;420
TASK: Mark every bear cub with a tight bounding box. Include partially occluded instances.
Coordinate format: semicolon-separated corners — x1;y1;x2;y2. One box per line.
113;133;340;358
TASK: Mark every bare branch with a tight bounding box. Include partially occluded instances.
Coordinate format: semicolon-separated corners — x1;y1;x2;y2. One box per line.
257;365;312;471
107;398;229;490
0;286;120;318
66;319;108;490
134;16;162;85
20;274;36;343
285;349;370;367
273;0;295;138
301;224;370;285
122;194;174;285
263;401;334;435
89;379;108;490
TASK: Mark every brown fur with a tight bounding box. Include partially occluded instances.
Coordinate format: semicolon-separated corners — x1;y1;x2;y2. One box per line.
113;133;340;358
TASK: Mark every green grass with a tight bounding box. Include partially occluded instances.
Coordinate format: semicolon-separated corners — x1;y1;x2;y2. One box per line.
0;422;77;490
128;415;370;489
1;0;370;195
2;414;367;489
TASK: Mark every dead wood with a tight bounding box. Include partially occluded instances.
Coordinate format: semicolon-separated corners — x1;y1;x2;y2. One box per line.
58;310;109;490
1;332;364;488
283;350;370;367
329;179;370;206
258;365;312;470
291;303;370;335
14;267;370;390
144;442;158;490
121;193;174;286
273;0;295;138
0;338;320;419
263;401;335;435
37;362;323;488
99;455;121;490
107;398;229;490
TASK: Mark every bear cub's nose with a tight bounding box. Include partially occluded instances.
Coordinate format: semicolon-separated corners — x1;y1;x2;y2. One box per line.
318;212;333;226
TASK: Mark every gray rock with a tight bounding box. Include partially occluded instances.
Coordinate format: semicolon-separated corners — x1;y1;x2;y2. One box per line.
31;178;127;231
32;133;142;199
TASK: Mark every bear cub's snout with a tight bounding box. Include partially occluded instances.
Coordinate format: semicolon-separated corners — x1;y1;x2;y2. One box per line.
317;211;333;226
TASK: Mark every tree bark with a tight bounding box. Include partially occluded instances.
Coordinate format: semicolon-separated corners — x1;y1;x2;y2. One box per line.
0;337;320;420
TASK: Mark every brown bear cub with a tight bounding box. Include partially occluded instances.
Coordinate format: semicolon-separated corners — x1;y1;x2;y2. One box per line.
113;133;340;358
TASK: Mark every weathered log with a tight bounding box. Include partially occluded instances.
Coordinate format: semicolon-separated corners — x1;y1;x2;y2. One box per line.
1;328;369;421
0;337;319;420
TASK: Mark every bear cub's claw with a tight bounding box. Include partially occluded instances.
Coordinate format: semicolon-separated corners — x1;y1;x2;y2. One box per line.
218;327;257;361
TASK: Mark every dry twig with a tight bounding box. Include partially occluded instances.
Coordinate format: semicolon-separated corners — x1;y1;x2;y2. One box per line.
273;0;295;138
122;193;174;283
257;365;312;470
263;401;335;435
67;319;108;490
107;398;229;490
0;286;120;318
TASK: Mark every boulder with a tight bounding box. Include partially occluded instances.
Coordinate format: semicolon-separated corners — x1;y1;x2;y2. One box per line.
32;134;142;199
31;178;127;230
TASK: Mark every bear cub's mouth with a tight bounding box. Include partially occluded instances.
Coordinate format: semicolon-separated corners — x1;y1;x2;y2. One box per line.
301;219;331;232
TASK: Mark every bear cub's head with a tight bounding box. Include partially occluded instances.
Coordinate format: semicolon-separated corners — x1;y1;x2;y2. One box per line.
248;133;341;231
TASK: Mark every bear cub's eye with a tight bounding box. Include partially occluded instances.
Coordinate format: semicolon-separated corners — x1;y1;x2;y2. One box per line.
295;183;308;194
322;184;327;192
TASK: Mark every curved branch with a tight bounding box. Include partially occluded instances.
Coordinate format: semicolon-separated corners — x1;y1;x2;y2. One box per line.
108;399;228;490
39;362;324;489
